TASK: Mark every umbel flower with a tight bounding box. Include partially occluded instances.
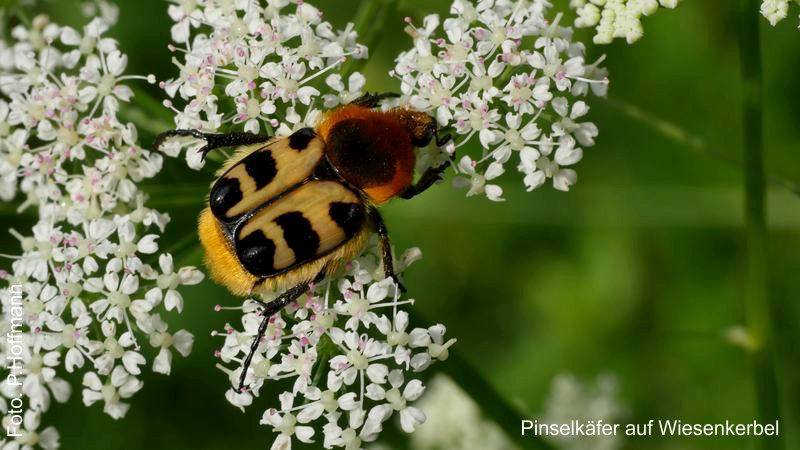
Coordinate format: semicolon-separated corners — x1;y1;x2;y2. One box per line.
160;0;368;170
394;0;609;200
0;11;202;449
568;0;681;44
760;0;800;26
213;244;455;449
163;1;456;448
540;373;626;450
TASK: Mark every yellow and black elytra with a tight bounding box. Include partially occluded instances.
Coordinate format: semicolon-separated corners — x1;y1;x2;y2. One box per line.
154;92;452;391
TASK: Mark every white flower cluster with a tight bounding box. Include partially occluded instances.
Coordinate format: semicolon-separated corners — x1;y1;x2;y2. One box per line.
161;1;458;448
214;244;455;450
0;13;202;449
540;373;626;450
160;0;368;169
394;0;609;201
407;375;512;450
760;0;800;26
568;0;681;44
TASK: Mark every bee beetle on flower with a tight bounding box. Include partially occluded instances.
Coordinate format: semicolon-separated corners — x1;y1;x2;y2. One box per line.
155;93;452;392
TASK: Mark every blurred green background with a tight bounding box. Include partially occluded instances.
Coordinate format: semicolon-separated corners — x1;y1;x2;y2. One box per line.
2;0;799;449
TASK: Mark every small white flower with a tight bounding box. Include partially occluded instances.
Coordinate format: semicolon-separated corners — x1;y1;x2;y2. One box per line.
162;0;368;146
366;370;427;433
0;11;200;442
453;156;505;201
0;410;61;450
571;0;683;44
396;1;608;200
260;392;320;448
212;243;452;449
323;73;366;108
81;366;143;419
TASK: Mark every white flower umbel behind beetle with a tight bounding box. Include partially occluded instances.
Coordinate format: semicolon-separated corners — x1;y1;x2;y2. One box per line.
569;0;682;44
394;0;609;200
0;12;203;449
760;0;800;26
540;372;626;450
163;2;457;448
212;243;456;450
161;0;369;169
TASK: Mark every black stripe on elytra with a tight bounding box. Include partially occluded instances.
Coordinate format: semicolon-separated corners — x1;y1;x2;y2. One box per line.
274;211;320;262
243;148;277;190
289;127;315;151
329;202;366;238
236;229;277;277
209;176;243;220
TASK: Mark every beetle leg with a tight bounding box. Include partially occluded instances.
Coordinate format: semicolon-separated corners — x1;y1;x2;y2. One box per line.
369;208;407;293
435;131;453;148
350;92;400;108
400;162;449;200
401;134;455;200
153;130;271;161
237;271;325;393
247;298;268;308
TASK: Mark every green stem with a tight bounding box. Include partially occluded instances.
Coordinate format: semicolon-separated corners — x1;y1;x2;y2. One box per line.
341;0;398;79
441;351;554;450
737;3;783;450
409;312;553;450
606;97;800;197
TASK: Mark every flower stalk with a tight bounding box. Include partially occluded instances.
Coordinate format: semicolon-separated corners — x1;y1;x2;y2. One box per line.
442;349;555;450
605;97;800;197
409;310;553;450
341;0;398;78
736;2;784;450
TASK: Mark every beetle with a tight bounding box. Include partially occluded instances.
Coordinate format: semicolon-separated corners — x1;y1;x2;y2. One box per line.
154;93;451;392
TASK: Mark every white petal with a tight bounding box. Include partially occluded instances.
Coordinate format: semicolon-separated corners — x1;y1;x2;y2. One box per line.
337;392;358;410
485;185;504;201
270;434;292;450
348;72;366;92
122;351;146;375
551;97;569;117
366;364;388;384
399;406;426;433
178;266;204;285
365;280;390;302
164;290;183;312
137;235;159;254
403;379;426;401
553;169;578;191
524;171;546;191
571;101;589;118
295;426;315;443
484;162;505;180
185;147;205;170
106;50;128;76
153;348;172;375
158;253;173;273
65;347;85;373
82;372;103;390
120;274;139;295
325;73;344;91
172;330;194;356
554;144;583;166
478;129;496;148
49;378;72;403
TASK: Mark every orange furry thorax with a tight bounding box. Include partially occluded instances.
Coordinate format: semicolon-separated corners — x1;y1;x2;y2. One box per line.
316;105;416;204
